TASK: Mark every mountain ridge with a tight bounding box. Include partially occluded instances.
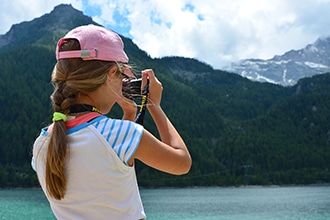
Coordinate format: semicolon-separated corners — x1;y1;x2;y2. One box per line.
0;4;96;51
225;36;330;86
2;4;330;87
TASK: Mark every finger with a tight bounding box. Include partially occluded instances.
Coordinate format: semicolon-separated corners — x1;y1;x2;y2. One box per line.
141;70;148;88
142;69;154;79
141;69;153;89
143;69;160;86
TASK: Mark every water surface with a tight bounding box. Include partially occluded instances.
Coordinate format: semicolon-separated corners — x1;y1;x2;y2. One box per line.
1;186;329;219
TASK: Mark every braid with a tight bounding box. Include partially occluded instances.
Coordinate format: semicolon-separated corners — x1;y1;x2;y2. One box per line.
51;81;78;114
45;39;118;200
47;81;78;200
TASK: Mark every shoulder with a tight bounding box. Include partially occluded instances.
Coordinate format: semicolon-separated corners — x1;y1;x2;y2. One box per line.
91;117;144;165
91;117;143;136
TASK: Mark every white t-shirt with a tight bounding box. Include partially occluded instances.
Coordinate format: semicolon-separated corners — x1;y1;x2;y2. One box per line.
32;113;146;220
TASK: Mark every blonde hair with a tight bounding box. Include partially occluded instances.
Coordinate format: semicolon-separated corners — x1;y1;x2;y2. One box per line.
46;39;124;200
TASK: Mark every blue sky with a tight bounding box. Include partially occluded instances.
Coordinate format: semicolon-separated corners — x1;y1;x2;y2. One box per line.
1;0;330;69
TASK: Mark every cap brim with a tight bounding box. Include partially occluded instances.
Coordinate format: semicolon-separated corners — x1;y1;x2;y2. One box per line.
123;68;137;79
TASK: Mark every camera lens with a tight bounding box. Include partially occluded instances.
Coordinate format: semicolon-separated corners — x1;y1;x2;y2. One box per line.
122;78;142;99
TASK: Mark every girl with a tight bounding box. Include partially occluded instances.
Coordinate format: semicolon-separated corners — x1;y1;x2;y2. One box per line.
32;24;191;220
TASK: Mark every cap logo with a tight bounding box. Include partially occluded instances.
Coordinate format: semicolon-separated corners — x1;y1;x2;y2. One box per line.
81;49;98;58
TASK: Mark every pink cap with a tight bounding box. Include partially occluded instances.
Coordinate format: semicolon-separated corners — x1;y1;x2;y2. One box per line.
56;24;135;78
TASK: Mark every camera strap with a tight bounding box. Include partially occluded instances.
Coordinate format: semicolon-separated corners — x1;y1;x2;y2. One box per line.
134;79;149;125
69;104;102;114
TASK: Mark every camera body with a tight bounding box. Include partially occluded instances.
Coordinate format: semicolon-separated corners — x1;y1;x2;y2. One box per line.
122;78;142;99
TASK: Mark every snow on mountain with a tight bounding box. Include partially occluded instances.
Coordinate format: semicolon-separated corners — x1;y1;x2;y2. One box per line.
224;36;330;86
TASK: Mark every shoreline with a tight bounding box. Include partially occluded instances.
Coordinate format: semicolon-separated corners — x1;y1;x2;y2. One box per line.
2;182;330;190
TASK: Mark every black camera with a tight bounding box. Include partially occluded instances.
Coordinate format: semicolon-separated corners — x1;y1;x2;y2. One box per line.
122;78;142;99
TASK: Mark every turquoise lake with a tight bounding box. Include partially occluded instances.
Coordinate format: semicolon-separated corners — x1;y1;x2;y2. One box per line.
1;186;329;219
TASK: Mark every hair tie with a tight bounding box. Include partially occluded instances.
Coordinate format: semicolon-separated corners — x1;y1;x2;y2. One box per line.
53;112;67;122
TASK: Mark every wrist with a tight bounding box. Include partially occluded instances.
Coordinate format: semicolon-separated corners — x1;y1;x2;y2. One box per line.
122;111;136;121
147;104;161;112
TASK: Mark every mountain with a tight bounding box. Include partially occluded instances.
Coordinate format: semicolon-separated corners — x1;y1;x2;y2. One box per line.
0;4;97;52
225;37;330;86
0;4;329;188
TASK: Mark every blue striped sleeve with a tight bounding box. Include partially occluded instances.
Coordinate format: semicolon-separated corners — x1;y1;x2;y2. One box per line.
92;118;144;165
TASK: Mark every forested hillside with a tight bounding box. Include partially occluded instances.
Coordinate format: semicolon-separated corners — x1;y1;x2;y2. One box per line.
0;4;329;188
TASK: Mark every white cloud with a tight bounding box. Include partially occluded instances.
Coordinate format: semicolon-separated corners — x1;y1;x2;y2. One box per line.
1;0;330;69
91;0;330;68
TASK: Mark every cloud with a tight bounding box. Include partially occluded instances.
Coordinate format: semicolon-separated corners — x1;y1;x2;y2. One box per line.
1;0;330;69
91;0;330;68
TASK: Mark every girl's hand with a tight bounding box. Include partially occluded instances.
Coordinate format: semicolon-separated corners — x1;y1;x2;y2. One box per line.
130;69;192;174
117;96;137;121
141;69;163;108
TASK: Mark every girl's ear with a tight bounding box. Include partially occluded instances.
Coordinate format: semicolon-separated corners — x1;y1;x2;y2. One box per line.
108;65;118;79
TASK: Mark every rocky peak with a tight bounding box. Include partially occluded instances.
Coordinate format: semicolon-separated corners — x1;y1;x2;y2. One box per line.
0;4;96;51
225;36;330;86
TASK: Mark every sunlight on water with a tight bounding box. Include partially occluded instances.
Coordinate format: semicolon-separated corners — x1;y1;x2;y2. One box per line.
1;186;329;220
